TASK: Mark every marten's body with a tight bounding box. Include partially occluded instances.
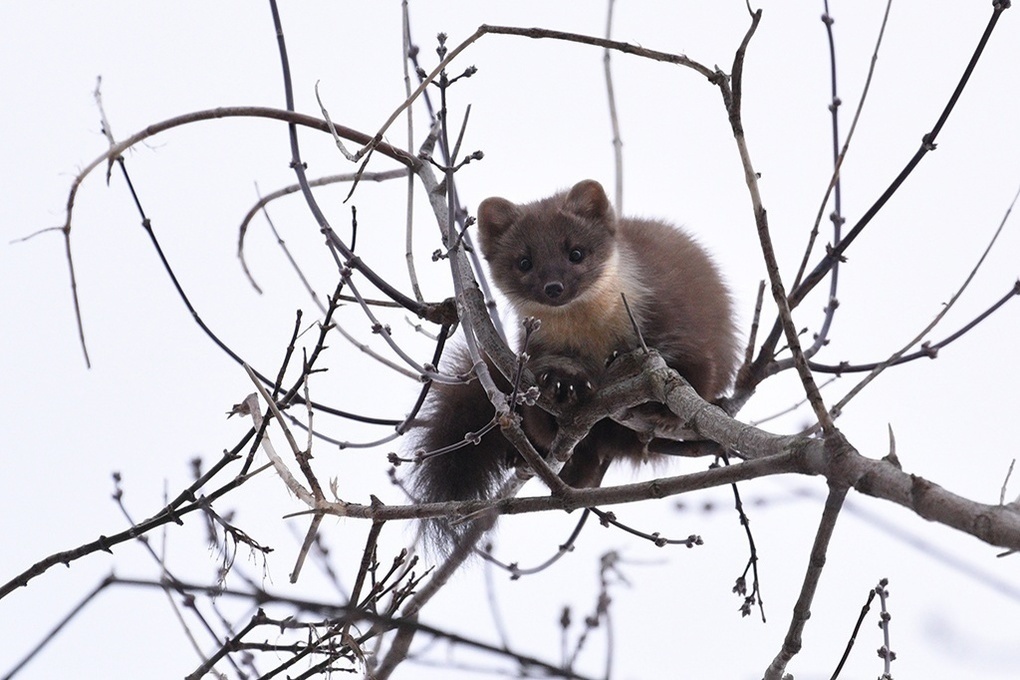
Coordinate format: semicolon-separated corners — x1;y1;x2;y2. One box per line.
410;180;739;541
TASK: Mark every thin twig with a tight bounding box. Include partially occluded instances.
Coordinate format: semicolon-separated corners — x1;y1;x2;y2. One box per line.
808;280;1019;375
343;521;385;639
722;451;765;622
829;585;877;680
238;170;407;295
749;376;839;427
400;0;424;303
603;0;623;212
477;509;593;578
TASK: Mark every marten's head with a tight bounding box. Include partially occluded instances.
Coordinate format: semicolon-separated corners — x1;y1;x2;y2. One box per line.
477;179;618;314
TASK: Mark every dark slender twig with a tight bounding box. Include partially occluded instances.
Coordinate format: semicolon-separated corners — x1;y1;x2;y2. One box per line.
481;25;716;79
829;585;877;680
808;281;1020;374
721;452;765;622
802;0;847;358
391;322;452;441
734;280;766;393
477;509;592;578
590;507;702;548
343;521;385;639
273;310;303;400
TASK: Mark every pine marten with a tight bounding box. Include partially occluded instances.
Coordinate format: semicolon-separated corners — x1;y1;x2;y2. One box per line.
409;179;739;545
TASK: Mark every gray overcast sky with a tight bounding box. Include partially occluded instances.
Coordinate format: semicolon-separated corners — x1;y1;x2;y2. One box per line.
2;2;1019;679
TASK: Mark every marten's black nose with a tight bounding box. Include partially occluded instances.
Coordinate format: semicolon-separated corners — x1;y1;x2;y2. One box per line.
544;282;564;299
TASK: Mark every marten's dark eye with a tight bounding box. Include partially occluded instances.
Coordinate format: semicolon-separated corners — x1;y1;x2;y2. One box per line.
517;256;533;272
568;248;584;263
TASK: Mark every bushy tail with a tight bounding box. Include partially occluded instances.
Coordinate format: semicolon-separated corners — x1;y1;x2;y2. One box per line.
407;350;516;551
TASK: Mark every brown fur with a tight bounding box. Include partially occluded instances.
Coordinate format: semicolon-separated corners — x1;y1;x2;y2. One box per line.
409;180;739;547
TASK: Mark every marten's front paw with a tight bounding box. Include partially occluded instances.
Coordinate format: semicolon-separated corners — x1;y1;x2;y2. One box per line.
536;366;594;405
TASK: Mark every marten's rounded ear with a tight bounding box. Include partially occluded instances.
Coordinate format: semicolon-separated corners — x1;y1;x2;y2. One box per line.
477;197;518;239
563;180;611;221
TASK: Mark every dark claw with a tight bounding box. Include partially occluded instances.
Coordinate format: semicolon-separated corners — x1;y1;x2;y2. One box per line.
533;359;595;405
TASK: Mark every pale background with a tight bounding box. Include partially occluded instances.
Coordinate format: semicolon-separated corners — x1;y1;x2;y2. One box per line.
2;2;1019;679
